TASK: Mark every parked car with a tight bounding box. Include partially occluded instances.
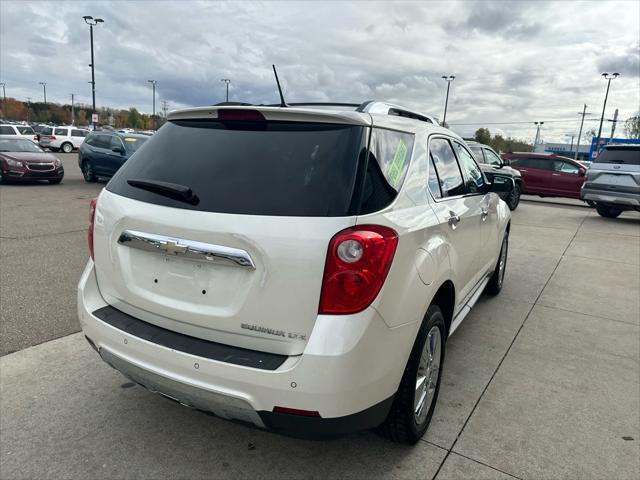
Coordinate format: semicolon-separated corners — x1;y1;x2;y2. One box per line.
580;144;640;218
38;126;90;153
78;102;513;444
466;141;523;210
78;131;148;182
500;152;587;200
0;136;64;184
0;124;39;143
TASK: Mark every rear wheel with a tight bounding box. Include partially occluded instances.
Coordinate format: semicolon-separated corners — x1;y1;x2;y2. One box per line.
596;204;622;218
82;161;97;182
61;142;73;153
506;183;521;211
379;305;446;444
485;233;508;295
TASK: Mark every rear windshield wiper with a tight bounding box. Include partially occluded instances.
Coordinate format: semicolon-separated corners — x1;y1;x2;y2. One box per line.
127;179;200;205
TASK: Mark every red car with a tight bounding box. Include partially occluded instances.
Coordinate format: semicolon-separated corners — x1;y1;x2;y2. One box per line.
500;152;587;199
0;136;64;184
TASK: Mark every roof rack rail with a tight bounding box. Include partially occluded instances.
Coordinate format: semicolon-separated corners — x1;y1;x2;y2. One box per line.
356;101;436;124
260;102;362;108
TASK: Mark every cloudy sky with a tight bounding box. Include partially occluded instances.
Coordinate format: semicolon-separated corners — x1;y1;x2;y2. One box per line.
1;0;638;142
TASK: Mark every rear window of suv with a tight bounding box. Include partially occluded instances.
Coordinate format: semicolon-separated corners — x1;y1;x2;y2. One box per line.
107;120;368;217
595;147;640;165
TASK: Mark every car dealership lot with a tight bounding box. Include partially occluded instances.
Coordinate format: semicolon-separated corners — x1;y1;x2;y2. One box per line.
1;153;639;479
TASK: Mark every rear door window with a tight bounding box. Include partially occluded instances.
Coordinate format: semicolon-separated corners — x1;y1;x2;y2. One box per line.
72;129;87;137
54;128;69;137
429;137;467;197
17;126;35;135
483;149;502;166
554;161;580;174
95;135;112;149
107;120;367;217
40;127;53;136
469;146;485;163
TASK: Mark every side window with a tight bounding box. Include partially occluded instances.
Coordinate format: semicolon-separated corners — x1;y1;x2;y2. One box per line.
528;158;553;170
0;126;16;135
483;149;502;166
84;135;94;146
17;126;35;135
40;127;53;136
554;161;579;174
110;136;124;151
94;135;110;148
427;156;443;199
55;128;69;137
454;142;485;194
469;146;485;163
369;128;415;190
429;138;467;197
71;129;86;137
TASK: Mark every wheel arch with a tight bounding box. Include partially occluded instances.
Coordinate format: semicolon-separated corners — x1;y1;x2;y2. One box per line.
429;280;455;336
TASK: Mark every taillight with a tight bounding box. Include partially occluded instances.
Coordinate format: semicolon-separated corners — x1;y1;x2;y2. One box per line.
88;198;97;260
217;109;265;121
319;225;398;315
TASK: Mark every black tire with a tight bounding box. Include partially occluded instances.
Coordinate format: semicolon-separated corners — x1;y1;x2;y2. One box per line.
596;204;622;218
485;233;508;295
379;305;446;444
48;177;63;184
506;182;521;211
61;142;73;153
82;160;97;182
585;200;596;208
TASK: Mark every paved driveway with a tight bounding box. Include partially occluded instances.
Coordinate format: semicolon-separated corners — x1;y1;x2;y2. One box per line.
1;164;639;479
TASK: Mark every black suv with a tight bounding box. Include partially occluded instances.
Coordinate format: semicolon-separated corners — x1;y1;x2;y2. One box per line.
78;131;148;182
466;141;523;210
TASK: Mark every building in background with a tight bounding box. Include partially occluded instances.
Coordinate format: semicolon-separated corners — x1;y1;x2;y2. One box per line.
534;142;591;161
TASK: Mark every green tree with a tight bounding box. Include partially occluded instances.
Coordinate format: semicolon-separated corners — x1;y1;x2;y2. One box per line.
474;128;491;145
624;115;640;139
127;108;144;129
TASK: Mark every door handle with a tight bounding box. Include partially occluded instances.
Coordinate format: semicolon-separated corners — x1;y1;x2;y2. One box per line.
519;169;528;172
447;211;461;229
552;173;561;176
481;208;489;221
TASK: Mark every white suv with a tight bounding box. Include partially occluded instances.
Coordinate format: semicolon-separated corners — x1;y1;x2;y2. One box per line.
0;124;38;143
39;126;89;153
78;102;512;443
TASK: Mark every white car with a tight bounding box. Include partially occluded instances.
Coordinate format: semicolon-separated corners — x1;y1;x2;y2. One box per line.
39;126;89;153
0;124;38;143
78;102;512;443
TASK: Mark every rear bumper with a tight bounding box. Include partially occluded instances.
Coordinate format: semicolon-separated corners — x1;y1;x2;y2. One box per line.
78;261;415;437
581;186;640;209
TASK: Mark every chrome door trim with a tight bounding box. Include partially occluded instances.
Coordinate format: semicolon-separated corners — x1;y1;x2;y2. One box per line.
117;230;256;269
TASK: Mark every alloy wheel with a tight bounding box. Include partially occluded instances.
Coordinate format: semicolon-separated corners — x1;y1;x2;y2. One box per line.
414;326;442;425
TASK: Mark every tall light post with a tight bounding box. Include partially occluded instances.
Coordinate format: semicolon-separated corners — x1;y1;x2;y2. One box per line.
83;15;104;129
39;82;47;104
70;93;76;125
595;72;619;154
533;121;544;150
220;78;231;102
441;75;455;126
147;80;157;130
0;83;5;116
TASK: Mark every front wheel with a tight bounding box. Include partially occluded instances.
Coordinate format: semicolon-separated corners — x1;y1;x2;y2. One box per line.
485;233;508;295
596;204;622;218
82;161;97;182
379;305;446;444
506;183;521;211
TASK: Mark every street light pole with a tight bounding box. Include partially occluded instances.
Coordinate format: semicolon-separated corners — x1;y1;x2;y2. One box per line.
595;72;619;153
0;83;5;116
441;75;455;126
147;80;157;130
83;16;104;129
220;78;231;102
39;82;47;104
70;93;76;125
533;121;544;150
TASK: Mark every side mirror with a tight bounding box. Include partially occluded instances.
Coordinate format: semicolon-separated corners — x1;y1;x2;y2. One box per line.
501;158;511;167
486;175;515;194
112;146;125;155
579;168;586;177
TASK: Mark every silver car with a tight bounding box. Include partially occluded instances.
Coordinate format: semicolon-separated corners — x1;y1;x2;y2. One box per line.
581;144;640;218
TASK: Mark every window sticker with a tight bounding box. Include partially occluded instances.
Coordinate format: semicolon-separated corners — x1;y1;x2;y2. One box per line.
124;138;138;142
387;139;408;188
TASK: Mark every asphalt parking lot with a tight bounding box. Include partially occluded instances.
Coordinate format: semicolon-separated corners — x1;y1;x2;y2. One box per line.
1;154;639;479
